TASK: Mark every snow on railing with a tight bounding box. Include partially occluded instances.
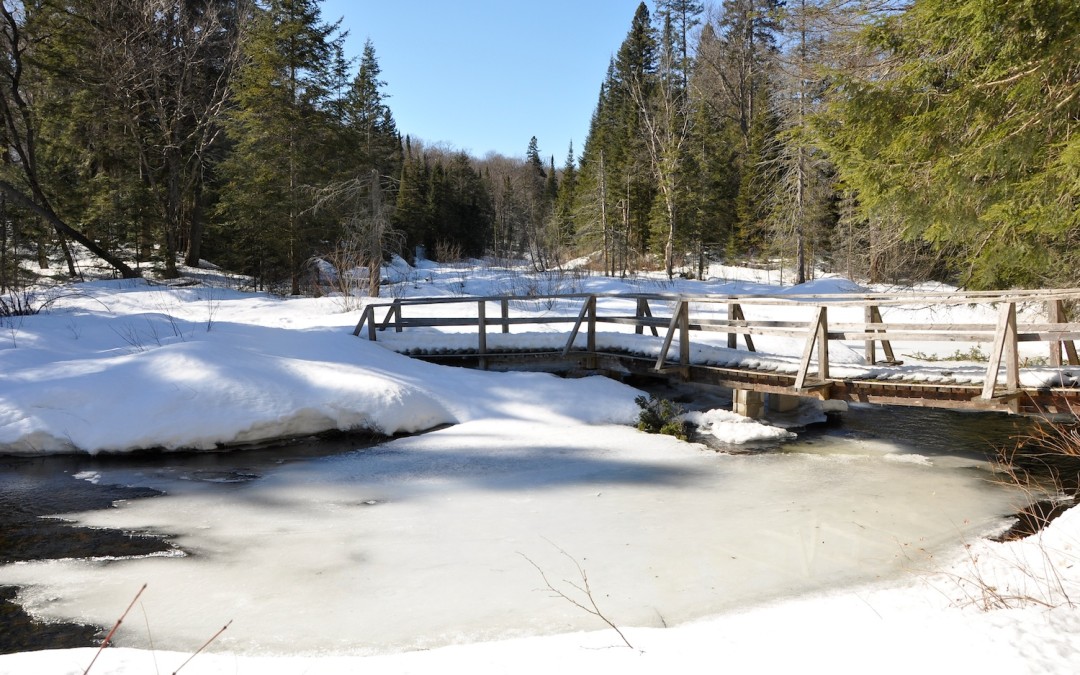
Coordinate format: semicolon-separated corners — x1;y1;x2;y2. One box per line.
353;290;1080;410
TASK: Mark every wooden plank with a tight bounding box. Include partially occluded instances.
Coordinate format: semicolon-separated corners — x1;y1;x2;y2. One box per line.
680;301;690;368
981;302;1017;400
864;306;876;365
818;306;830;382
562;295;595;357
655;300;686;371
477;301;487;370
727;303;739;349
794;306;827;390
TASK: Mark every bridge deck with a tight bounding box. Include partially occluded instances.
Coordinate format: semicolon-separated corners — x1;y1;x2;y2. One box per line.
354;289;1080;416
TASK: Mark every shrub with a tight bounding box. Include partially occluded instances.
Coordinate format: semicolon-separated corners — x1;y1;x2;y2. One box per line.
635;394;690;441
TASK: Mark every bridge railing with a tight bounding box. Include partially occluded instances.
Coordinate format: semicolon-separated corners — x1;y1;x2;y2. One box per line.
353;289;1080;405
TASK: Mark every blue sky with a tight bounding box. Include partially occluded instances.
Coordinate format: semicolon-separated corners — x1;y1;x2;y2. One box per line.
319;1;651;161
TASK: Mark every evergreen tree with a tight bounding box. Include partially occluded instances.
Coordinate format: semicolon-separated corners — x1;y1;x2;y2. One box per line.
655;0;704;91
554;143;578;245
393;137;433;260
578;3;659;274
523;136;554;268
699;0;784;255
342;39;402;181
215;0;346;293
820;0;1080;288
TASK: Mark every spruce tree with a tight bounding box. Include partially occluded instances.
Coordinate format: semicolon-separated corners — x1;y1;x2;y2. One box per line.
819;0;1080;288
215;0;346;293
578;3;659;274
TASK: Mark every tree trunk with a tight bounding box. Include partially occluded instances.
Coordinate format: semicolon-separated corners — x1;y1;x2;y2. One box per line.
0;179;139;278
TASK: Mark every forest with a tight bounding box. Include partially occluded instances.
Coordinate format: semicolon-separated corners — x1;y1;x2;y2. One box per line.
1;0;1078;296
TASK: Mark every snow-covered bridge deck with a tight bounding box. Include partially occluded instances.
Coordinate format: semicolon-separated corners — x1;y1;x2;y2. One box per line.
354;289;1080;416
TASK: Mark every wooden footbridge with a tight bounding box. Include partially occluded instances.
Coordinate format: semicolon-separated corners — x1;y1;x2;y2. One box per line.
354;288;1080;417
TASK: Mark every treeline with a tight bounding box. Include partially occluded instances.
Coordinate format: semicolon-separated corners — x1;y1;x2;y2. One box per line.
563;0;1080;288
2;0;1078;295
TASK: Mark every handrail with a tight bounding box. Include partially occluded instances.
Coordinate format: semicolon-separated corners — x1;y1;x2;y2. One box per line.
352;290;1080;409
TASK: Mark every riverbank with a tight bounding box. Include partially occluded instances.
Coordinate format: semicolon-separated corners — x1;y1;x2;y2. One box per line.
2;262;1079;673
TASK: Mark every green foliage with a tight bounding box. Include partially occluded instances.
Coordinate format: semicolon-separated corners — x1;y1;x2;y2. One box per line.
214;0;346;293
906;346;989;362
818;0;1080;289
635;394;690;440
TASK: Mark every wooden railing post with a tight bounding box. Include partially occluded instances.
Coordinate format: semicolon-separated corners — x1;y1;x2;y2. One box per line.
586;296;597;369
501;298;510;334
1049;299;1080;367
727;303;755;352
378;300;402;332
794;306;829;390
353;304;376;339
477;300;488;370
634;297;658;337
562;295;596;358
679;300;690;370
655;299;687;371
982;302;1019;407
864;305;877;365
864;306;897;365
727;303;738;349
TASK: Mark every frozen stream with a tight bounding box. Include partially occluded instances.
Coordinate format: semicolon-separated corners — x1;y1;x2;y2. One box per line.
0;406;1029;657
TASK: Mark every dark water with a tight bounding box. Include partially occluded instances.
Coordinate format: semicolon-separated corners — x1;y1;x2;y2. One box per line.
0;432;383;655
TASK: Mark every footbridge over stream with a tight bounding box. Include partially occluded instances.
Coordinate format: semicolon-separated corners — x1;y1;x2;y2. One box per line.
353;289;1080;417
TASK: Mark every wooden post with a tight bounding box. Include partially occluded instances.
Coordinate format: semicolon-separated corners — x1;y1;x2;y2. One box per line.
655;299;687;371
727;303;738;349
586;296;597;369
478;300;488;370
982;302;1018;406
864;305;876;365
501;298;510;334
353;304;375;338
563;295;594;357
795;306;829;390
679;300;690;371
1049;299;1079;367
727;303;755;352
635;297;658;336
391;300;403;332
817;306;830;382
864;306;897;365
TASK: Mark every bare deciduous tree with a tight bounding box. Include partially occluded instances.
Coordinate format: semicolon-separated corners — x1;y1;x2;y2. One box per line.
312;169;401;301
0;1;138;278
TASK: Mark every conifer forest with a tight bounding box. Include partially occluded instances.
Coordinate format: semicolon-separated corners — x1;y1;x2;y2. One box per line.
1;1;1078;295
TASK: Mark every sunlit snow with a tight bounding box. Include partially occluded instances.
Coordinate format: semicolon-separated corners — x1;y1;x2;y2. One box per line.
1;260;1078;674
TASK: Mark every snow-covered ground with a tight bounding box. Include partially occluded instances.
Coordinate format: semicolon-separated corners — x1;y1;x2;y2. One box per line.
1;259;1078;674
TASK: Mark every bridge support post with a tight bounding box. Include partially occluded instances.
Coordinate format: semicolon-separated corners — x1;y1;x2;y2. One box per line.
733;389;764;419
767;393;801;413
1049;299;1080;367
